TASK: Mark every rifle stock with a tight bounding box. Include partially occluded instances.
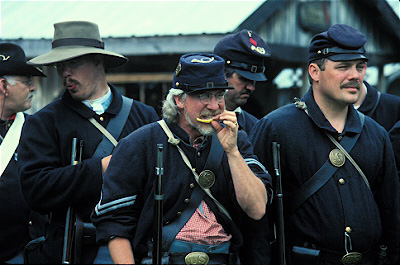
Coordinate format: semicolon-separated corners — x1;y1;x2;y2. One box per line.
272;142;286;265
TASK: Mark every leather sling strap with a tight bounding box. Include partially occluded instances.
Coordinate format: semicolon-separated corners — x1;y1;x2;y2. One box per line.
157;119;229;251
90;96;133;158
161;184;204;251
366;91;381;117
72;96;133;262
157;120;231;219
288;111;366;218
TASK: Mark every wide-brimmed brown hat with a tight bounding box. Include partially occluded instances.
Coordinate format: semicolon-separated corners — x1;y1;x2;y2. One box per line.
0;43;46;77
28;21;127;68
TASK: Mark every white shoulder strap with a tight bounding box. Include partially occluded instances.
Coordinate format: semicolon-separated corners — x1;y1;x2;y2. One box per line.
0;112;24;176
88;117;118;147
157;120;232;220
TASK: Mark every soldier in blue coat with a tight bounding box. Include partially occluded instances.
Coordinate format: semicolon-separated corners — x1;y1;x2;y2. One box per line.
92;53;272;264
214;29;271;135
0;43;47;263
355;80;400;131
250;24;400;265
18;21;159;263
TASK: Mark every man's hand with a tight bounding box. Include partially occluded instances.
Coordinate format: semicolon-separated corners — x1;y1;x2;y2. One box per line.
101;155;112;175
211;110;239;154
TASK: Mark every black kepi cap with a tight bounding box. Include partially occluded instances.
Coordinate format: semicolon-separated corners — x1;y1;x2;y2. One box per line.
0;43;45;77
214;29;271;81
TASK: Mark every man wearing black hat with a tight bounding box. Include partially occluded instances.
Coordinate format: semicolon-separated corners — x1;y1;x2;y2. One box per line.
214;29;271;135
0;43;46;263
18;21;159;263
250;24;400;265
91;53;272;264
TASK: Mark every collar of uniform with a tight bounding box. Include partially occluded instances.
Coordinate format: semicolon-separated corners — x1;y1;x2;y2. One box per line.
167;120;210;149
357;81;377;113
233;107;242;114
302;88;362;134
62;83;122;118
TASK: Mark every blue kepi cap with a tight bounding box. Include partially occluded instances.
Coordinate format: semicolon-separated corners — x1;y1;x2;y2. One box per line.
172;53;233;93
308;24;368;63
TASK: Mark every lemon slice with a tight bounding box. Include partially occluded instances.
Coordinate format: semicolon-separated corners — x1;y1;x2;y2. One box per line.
196;117;213;123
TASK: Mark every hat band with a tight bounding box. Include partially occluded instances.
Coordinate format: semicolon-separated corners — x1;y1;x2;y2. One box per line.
177;82;229;90
52;38;105;49
319;46;365;56
228;61;265;73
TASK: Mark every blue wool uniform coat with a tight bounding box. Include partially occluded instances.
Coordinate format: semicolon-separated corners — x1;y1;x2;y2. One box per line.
358;81;400;131
250;88;400;264
18;84;159;263
0;115;46;262
237;109;259;136
92;120;272;264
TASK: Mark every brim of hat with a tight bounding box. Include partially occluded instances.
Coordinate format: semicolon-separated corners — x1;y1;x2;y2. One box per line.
186;86;234;93
28;46;128;68
1;61;46;77
328;54;368;62
236;69;267;82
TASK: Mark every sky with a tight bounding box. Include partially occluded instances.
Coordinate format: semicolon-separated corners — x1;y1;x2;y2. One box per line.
0;0;265;39
1;0;399;88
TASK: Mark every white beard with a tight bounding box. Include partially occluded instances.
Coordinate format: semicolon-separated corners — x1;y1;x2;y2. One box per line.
184;111;216;136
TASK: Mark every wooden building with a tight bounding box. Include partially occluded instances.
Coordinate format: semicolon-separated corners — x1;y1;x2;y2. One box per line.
2;0;400;118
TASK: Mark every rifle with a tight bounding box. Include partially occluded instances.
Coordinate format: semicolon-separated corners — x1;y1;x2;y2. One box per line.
62;138;78;264
62;138;83;264
272;142;286;265
153;144;164;264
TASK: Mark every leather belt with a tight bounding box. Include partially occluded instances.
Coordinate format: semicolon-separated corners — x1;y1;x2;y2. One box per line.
319;248;373;264
168;252;234;265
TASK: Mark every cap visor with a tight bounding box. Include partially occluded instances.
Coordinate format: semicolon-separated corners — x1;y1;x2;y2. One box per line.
186;86;234;93
328;54;368;62
236;69;267;81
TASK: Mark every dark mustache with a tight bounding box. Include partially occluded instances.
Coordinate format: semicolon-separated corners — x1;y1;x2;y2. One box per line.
341;81;360;89
64;78;78;87
240;89;253;95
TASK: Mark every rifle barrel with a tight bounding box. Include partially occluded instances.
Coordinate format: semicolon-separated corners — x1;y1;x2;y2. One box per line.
153;144;164;264
62;138;78;264
272;142;286;265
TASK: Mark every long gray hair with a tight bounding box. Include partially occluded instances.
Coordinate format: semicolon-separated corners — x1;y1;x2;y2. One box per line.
162;88;186;124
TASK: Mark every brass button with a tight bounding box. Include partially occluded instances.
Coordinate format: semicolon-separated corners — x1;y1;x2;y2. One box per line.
29;221;33;225
177;211;182;216
345;226;352;233
197;152;201;157
99;117;104;121
339;178;345;185
189;183;195;189
184;198;190;203
338;135;343;141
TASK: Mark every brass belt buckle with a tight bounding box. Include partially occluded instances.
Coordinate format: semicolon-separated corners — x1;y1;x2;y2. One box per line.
341;252;362;265
185;252;209;265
